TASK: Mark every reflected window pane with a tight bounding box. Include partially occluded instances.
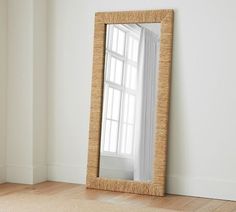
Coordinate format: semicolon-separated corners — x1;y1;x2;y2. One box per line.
128;36;139;62
106;87;121;121
115;59;123;85
103;120;111;151
109;121;118;152
106;87;113;119
120;123;134;155
117;30;125;55
109;57;116;82
112;27;118;52
112;89;121;120
120;92;135;154
111;27;125;55
108;56;123;85
125;64;137;90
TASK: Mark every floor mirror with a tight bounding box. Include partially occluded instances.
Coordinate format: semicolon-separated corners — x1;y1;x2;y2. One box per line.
86;10;174;196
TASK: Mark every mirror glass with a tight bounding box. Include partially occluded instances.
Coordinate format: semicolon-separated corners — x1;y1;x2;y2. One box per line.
99;23;161;182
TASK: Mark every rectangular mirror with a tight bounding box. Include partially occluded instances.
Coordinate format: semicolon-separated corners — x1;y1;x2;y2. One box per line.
99;23;160;182
87;10;174;196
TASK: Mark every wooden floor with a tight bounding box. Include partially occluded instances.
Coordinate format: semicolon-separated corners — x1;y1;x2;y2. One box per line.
0;181;235;211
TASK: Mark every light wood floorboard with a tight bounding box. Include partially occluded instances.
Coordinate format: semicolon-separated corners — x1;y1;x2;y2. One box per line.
0;182;235;211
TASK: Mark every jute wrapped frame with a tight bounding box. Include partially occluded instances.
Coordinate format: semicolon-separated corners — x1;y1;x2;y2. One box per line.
86;10;174;196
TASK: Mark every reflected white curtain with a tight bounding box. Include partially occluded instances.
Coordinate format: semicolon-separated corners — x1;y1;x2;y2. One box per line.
133;27;159;181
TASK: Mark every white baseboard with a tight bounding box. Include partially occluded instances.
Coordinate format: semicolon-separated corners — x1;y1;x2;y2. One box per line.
6;164;47;184
0;165;6;183
47;163;86;184
6;164;236;201
167;175;236;201
6;164;34;184
33;164;48;184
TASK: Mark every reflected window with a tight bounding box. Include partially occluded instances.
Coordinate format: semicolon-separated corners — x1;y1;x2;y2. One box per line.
101;24;141;157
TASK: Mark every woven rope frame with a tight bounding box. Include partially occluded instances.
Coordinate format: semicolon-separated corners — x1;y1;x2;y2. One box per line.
86;10;174;196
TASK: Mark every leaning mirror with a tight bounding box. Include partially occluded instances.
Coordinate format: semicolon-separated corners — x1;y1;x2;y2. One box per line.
87;10;174;196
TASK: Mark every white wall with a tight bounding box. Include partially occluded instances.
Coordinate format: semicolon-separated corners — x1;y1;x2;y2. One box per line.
47;0;236;201
0;0;7;183
7;0;34;184
7;0;47;184
47;0;90;183
33;0;48;184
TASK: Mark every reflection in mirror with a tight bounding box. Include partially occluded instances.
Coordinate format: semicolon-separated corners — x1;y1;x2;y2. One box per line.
99;23;160;182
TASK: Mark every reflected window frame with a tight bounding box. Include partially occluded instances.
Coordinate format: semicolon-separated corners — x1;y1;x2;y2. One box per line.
100;24;141;158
